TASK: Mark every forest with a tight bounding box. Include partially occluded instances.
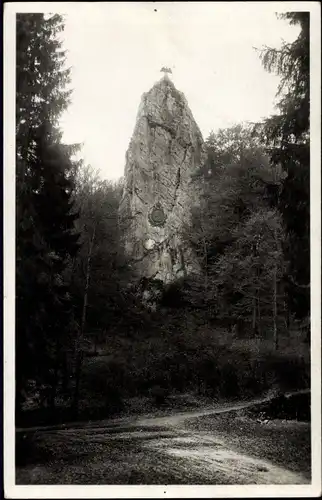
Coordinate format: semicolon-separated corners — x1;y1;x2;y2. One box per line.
15;12;310;428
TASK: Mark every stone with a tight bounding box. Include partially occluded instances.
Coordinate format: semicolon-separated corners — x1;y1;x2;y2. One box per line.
119;75;207;283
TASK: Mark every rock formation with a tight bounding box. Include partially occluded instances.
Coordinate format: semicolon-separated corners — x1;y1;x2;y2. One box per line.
119;74;207;284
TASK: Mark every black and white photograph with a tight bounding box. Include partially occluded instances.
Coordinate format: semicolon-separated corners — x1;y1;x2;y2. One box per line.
3;1;321;497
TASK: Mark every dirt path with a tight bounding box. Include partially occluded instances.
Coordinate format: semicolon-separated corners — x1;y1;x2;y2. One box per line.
16;388;310;434
133;396;275;427
16;392;310;485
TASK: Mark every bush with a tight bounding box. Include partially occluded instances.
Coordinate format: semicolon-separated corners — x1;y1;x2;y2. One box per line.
246;391;310;421
17;308;310;427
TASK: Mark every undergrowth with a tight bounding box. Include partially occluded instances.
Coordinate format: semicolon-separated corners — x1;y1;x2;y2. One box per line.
17;310;310;427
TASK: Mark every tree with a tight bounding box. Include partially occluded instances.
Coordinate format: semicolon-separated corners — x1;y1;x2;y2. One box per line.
16;14;80;416
16;14;72;190
211;208;285;345
184;125;287;340
69;165;129;415
256;13;310;319
189;125;281;269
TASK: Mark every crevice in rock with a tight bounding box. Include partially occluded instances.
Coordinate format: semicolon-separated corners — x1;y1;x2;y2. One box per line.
169;146;188;212
168;138;173;164
146;117;176;140
174;166;181;202
134;187;148;206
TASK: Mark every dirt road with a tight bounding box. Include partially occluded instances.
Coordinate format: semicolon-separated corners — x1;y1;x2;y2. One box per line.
16;395;311;485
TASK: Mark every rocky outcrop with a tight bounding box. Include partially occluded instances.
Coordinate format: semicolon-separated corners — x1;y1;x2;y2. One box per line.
119;75;207;283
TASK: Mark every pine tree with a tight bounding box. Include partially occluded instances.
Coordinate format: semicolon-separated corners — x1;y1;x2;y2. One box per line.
16;14;80;416
257;13;310;319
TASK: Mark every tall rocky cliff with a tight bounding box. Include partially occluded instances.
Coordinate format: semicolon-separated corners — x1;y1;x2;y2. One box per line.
119;75;207;284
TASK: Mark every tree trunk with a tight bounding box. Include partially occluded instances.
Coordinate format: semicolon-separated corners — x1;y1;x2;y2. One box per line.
252;241;259;338
72;350;83;418
203;236;208;293
72;225;96;418
273;225;279;350
252;296;257;337
273;267;278;350
50;342;59;413
202;236;209;326
61;351;69;394
94;333;98;356
286;297;290;329
257;295;261;338
283;297;288;330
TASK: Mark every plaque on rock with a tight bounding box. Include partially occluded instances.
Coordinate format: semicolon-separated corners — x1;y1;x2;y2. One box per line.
148;203;167;227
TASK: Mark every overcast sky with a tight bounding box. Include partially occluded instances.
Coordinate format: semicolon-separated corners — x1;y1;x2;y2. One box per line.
59;2;300;180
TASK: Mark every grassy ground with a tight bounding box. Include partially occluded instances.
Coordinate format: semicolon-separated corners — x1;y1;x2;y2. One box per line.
183;411;311;479
16;394;311;485
16;423;222;484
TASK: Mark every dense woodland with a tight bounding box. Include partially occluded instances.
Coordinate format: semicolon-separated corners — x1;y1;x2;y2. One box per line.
16;13;310;426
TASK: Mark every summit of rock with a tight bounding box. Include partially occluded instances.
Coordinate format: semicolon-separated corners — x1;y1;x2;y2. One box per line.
134;76;204;150
119;76;206;284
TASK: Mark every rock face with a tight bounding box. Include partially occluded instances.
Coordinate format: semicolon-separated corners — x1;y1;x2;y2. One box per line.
119;75;206;284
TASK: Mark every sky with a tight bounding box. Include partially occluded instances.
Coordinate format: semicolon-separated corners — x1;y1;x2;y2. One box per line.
59;2;300;180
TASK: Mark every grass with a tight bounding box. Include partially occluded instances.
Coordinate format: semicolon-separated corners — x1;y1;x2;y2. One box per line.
16;426;214;484
183;412;311;479
16;398;311;485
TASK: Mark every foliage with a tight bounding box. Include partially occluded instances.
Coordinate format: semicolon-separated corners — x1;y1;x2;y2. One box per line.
211;208;286;333
74;314;309;420
184;125;287;341
70;164;131;334
16;14;80;416
256;12;310;318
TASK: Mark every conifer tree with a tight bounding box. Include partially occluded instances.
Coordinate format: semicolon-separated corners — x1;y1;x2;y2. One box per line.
257;13;310;319
16;14;80;415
